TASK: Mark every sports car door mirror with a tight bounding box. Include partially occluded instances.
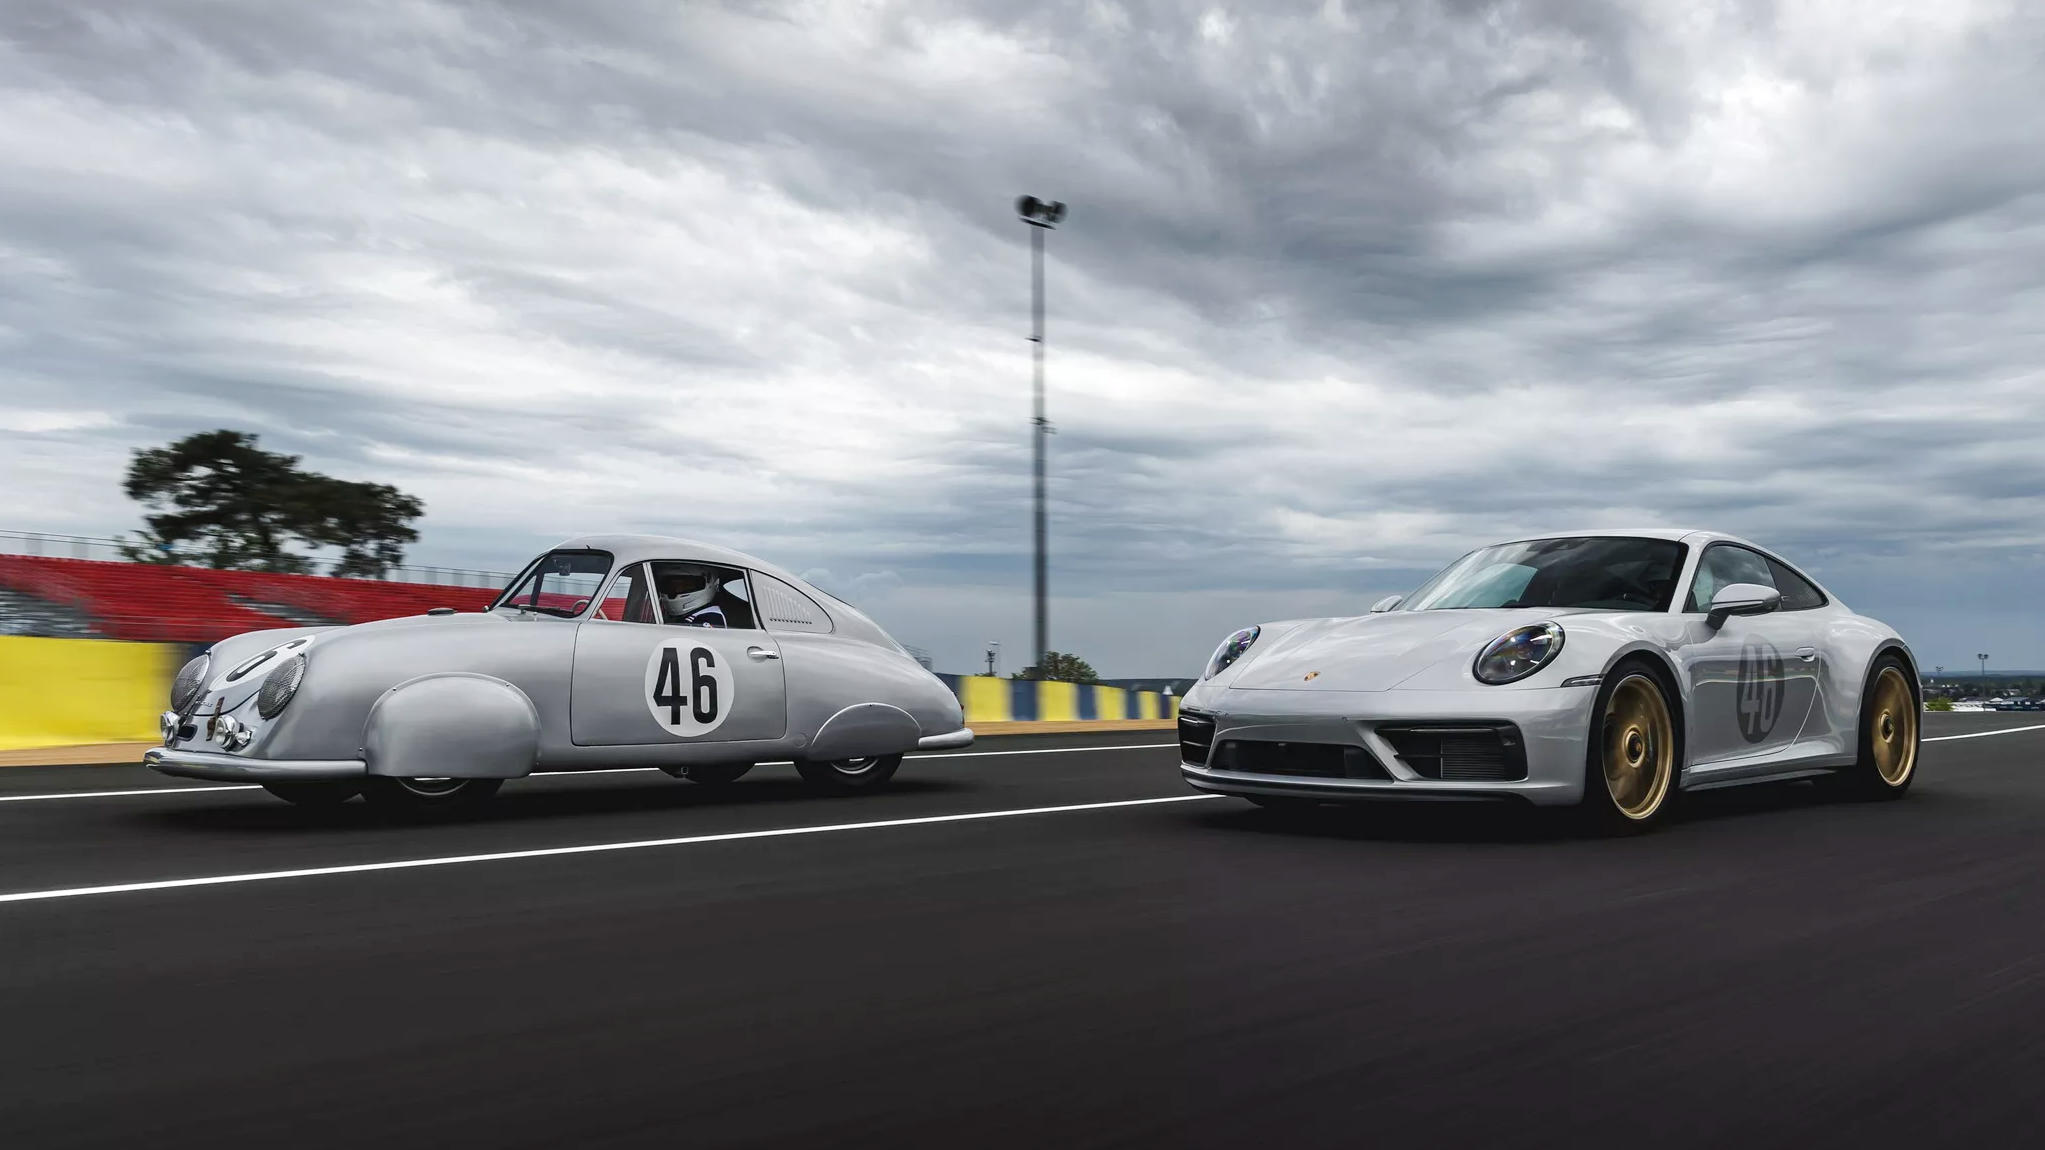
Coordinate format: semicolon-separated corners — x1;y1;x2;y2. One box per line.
1369;594;1403;613
1706;583;1782;628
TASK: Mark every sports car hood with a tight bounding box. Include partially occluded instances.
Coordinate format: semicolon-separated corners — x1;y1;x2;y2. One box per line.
1228;607;1589;692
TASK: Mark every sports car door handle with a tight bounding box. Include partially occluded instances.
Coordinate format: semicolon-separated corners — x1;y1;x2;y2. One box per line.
746;646;781;661
1795;647;1817;662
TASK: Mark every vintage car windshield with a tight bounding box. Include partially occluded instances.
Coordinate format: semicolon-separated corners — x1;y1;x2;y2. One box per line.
1401;536;1689;613
493;549;615;618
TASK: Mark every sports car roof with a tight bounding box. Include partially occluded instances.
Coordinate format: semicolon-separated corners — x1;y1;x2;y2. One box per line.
547;534;811;588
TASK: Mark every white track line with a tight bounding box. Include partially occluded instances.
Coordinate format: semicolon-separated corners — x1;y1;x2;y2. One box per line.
0;742;1181;804
0;794;1221;905
1924;723;2045;743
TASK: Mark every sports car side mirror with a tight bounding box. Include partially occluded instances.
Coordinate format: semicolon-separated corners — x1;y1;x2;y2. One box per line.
1707;583;1781;628
1369;594;1403;613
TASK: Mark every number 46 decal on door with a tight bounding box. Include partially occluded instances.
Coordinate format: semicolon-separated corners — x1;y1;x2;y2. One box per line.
645;642;735;737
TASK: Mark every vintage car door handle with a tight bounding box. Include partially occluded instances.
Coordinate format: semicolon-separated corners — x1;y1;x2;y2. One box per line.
1795;647;1817;662
746;646;781;661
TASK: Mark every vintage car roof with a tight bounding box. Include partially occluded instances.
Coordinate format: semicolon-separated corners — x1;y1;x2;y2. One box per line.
548;534;812;587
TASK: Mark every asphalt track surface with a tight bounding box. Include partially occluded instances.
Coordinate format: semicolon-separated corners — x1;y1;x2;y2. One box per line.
4;714;2045;1149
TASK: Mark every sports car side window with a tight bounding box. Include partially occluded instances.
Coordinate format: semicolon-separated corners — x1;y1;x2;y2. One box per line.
1765;559;1827;611
750;572;834;634
648;561;759;630
1684;545;1777;612
593;564;658;623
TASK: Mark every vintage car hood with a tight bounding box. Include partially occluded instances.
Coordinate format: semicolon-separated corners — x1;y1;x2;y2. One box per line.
200;612;530;711
1229;607;1591;692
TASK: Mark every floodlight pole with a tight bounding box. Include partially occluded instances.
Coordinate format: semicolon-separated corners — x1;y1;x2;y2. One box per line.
1017;195;1064;680
1029;221;1048;679
1978;652;1990;681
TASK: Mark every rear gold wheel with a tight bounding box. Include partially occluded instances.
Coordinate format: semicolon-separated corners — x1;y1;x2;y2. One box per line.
1869;667;1918;786
1826;655;1920;800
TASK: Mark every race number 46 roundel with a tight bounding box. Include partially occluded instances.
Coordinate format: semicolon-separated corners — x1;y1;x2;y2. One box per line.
644;641;735;737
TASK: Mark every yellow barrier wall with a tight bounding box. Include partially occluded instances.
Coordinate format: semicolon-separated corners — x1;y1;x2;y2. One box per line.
0;637;175;750
1091;684;1127;721
959;675;1013;723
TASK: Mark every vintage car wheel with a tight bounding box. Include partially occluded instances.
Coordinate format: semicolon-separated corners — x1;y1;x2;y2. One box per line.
795;754;902;794
1821;655;1920;801
361;776;503;812
261;780;360;808
1580;660;1681;834
683;763;752;788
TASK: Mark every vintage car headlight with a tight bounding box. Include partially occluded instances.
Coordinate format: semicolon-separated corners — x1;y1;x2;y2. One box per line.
1205;626;1261;680
170;654;210;712
1474;622;1565;685
256;655;306;719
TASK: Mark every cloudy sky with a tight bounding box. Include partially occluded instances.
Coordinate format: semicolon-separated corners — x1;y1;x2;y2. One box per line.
2;0;2042;675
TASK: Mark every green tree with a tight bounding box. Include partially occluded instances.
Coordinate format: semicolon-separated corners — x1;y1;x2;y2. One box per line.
1014;651;1100;683
121;430;424;577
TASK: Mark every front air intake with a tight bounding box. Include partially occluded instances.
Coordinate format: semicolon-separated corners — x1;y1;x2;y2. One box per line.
1376;723;1528;781
1178;710;1217;766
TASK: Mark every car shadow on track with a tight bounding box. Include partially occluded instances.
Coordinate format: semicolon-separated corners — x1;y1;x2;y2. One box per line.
1189;779;1876;845
132;777;971;834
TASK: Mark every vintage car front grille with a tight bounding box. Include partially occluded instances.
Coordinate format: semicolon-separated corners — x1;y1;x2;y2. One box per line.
1209;740;1392;781
1178;711;1217;766
1376;724;1528;781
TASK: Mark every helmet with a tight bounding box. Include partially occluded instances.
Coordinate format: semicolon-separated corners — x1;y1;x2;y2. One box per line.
659;565;721;619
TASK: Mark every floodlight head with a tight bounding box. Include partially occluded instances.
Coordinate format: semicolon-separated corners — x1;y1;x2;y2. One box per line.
1016;195;1067;225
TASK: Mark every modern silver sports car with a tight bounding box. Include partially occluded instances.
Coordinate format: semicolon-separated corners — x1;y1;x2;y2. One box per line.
144;535;971;811
1177;530;1921;831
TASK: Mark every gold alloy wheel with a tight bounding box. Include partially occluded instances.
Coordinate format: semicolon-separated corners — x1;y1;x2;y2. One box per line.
1869;666;1919;786
1603;674;1675;820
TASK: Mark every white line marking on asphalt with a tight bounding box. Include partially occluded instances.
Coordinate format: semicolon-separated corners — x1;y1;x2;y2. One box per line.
0;785;259;803
0;743;1181;804
0;794;1222;905
1924;723;2045;743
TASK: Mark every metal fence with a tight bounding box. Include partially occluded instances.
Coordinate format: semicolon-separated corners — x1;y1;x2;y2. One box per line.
0;530;513;589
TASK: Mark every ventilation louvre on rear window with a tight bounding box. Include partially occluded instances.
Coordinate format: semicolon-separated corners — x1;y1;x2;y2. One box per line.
750;572;833;634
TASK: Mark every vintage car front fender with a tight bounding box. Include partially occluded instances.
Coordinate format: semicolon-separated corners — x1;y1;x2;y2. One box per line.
364;672;540;779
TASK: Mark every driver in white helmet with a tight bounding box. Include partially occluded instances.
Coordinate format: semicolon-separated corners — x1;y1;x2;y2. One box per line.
657;566;729;628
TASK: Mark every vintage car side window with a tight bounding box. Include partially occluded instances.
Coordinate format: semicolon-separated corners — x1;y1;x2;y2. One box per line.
592;563;659;623
647;561;759;630
750;572;834;634
1765;558;1828;611
495;549;614;618
1684;544;1777;612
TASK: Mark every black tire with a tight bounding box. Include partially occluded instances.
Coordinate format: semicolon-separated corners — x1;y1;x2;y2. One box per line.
1578;659;1683;834
261;780;360;808
683;763;752;788
795;754;901;794
1821;654;1920;801
360;776;503;813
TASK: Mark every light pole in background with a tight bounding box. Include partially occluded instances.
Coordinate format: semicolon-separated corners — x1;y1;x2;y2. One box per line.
1017;195;1066;679
1978;652;1990;685
985;641;1000;678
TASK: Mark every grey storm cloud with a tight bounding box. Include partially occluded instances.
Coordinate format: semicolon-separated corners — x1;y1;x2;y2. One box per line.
1;0;2043;675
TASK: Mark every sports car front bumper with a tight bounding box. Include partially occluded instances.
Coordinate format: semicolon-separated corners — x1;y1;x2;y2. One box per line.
1179;685;1602;807
144;747;365;783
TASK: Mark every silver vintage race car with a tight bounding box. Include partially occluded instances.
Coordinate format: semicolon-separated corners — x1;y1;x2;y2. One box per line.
1177;530;1921;831
144;535;971;810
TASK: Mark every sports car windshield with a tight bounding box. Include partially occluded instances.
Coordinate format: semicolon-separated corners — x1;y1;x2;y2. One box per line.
493;549;615;618
1401;537;1688;613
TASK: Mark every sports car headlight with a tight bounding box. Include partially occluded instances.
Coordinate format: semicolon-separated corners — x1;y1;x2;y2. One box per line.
1205;626;1261;680
1473;622;1565;685
170;654;210;712
256;655;306;719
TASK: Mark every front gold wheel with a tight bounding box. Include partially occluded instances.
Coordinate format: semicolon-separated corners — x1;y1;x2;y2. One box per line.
1868;665;1918;787
1602;674;1675;821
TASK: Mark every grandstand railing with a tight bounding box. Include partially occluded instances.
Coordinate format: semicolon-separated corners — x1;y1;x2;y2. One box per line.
0;530;513;589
